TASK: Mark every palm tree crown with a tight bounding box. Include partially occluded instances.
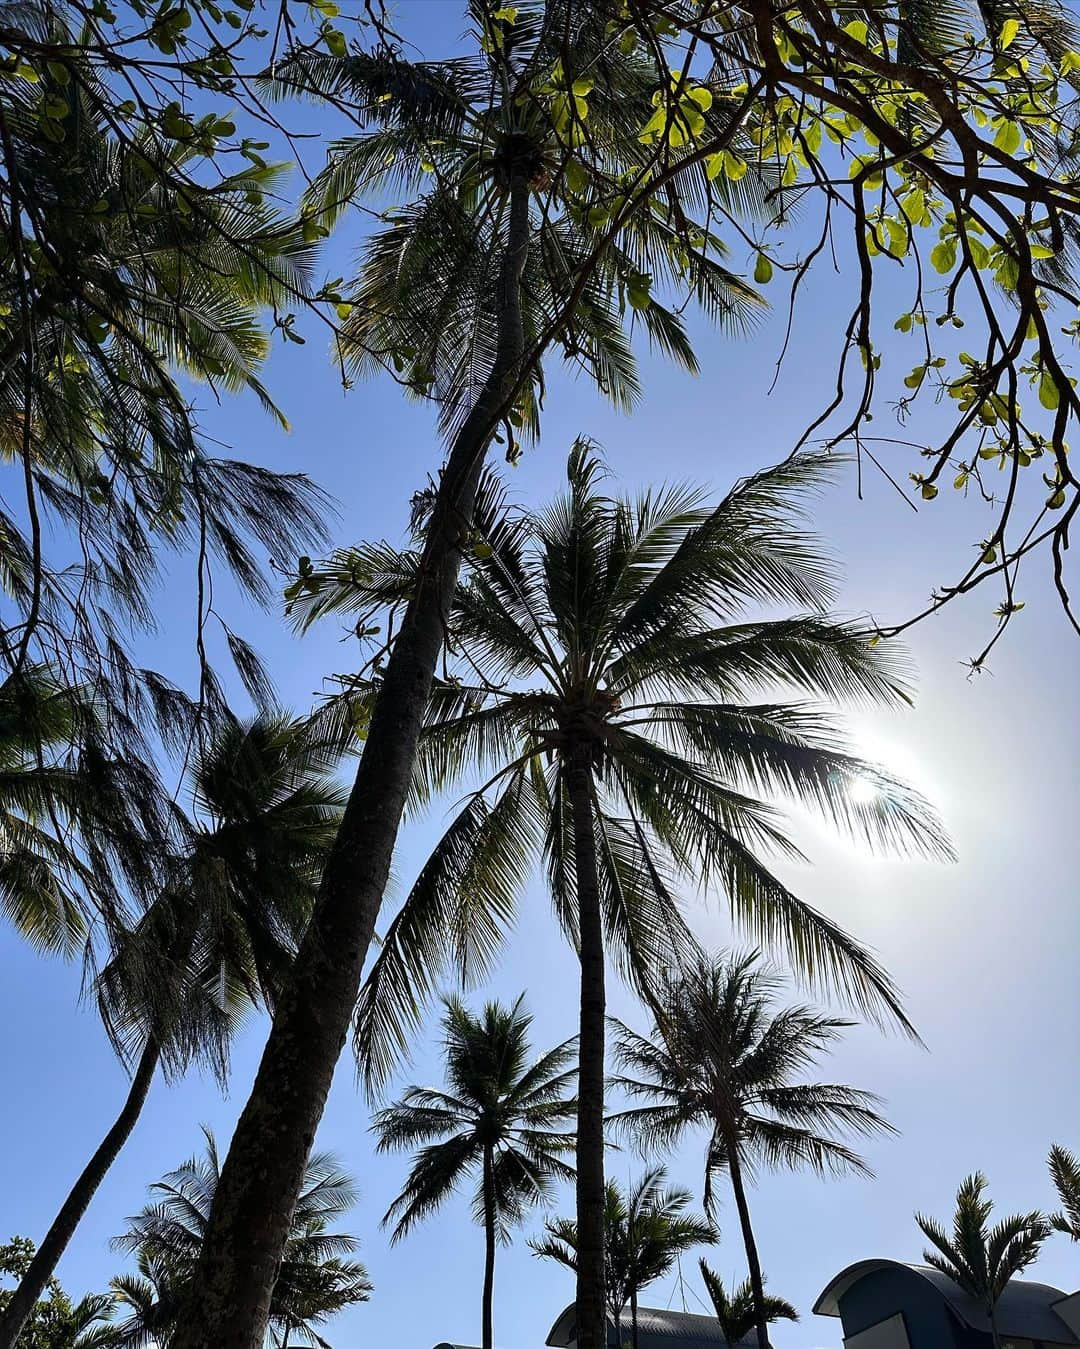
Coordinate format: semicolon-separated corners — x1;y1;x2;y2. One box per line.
335;443;950;1085
698;1261;798;1348
610;949;894;1349
108;1130;371;1348
610;951;895;1193
372;994;575;1349
532;1167;716;1340
97;714;348;1080
915;1173;1050;1349
373;994;577;1240
1049;1145;1080;1242
267;0;764;442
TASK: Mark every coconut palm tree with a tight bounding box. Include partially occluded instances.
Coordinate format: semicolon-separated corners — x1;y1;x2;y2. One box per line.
1050;1145;1080;1242
0;717;346;1349
697;1261;798;1348
916;1173;1050;1349
532;1167;715;1349
104;1130;370;1348
179;6;774;1338
610;950;896;1349
372;995;575;1349
312;443;947;1349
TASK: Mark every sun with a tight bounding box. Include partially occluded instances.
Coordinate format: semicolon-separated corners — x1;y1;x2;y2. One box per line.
849;775;880;805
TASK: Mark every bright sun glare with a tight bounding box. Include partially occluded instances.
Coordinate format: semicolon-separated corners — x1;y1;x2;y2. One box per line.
849;776;880;805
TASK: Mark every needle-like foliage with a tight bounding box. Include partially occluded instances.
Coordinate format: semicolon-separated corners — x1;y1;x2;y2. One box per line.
609;949;894;1349
915;1172;1051;1349
106;1130;371;1349
371;994;575;1349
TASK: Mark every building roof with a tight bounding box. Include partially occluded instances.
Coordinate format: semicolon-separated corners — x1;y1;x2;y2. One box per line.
814;1259;1080;1344
545;1303;762;1346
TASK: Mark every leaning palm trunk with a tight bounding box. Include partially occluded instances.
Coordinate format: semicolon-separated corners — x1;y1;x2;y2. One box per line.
170;171;532;1349
567;746;607;1349
0;1038;160;1349
725;1141;769;1349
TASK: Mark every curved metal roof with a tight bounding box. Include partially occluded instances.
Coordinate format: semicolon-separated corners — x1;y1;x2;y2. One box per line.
813;1259;1080;1344
545;1303;762;1346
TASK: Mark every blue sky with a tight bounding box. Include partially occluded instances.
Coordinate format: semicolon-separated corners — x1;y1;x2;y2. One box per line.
2;3;1079;1347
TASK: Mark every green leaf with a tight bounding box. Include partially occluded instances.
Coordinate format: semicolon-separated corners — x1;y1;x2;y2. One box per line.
1000;18;1020;49
930;239;957;273
993;119;1021;154
1039;370;1061;409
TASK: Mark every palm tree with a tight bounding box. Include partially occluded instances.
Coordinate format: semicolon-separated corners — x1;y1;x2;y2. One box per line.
0;717;345;1349
371;995;576;1349
1049;1145;1080;1242
916;1173;1050;1349
318;443;947;1349
179;6;774;1338
698;1261;797;1348
105;1130;371;1348
610;950;896;1349
532;1167;715;1349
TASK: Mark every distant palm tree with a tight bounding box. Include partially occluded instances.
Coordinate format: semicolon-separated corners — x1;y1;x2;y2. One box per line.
107;1129;371;1348
532;1166;715;1349
610;950;894;1349
0;716;345;1349
372;995;576;1349
916;1173;1050;1349
1050;1145;1080;1242
698;1260;798;1347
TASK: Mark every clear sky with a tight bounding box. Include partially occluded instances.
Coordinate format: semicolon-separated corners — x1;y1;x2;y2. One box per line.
2;4;1078;1348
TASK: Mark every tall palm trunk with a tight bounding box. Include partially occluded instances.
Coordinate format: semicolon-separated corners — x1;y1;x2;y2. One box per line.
481;1144;496;1349
170;170;533;1349
630;1286;639;1349
566;745;607;1349
0;1038;160;1349
725;1137;769;1349
988;1304;1002;1349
